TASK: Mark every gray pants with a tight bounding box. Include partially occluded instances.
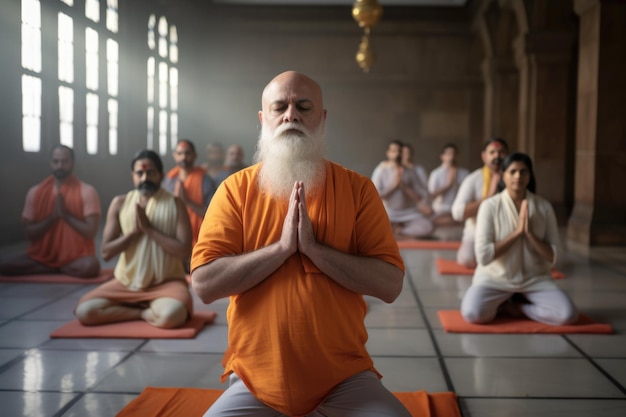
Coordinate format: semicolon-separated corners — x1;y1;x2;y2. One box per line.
203;371;412;417
461;284;579;325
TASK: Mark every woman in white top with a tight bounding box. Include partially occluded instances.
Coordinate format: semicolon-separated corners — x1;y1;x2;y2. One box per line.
460;152;578;325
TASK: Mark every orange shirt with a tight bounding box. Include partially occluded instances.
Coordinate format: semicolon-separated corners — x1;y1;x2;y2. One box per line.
24;175;100;267
165;167;208;248
191;161;404;416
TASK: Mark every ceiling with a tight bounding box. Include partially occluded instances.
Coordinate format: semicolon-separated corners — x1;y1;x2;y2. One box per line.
213;0;467;6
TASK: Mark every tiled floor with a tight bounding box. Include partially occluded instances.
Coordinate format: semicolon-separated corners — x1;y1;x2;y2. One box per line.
1;239;626;417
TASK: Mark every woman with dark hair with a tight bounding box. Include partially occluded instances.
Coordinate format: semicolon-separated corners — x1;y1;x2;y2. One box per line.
460;152;578;325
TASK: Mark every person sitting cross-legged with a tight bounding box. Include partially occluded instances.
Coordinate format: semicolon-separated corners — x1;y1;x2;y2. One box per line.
75;150;193;329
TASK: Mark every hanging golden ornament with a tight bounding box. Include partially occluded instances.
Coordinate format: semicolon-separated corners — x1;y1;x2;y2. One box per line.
352;0;382;73
356;33;375;73
352;0;383;30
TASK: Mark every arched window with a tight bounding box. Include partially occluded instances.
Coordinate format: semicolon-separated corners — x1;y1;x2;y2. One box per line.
147;14;178;155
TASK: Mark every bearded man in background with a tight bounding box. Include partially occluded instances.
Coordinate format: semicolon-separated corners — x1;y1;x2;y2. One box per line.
191;71;411;417
0;145;101;278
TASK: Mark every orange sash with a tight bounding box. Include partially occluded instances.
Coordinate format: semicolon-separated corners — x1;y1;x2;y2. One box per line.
481;165;492;198
26;175;95;267
166;167;206;247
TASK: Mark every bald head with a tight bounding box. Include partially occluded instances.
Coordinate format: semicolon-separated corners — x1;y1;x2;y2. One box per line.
262;71;323;109
259;71;326;136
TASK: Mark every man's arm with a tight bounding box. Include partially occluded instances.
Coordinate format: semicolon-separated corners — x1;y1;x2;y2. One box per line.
429;167;457;200
372;164;402;199
100;195;136;261
137;197;192;259
463;171;500;219
24;216;57;241
55;193;100;238
295;183;403;303
191;183;300;304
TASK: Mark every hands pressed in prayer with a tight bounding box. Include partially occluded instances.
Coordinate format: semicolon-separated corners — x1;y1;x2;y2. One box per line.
446;166;458;188
135;203;152;234
53;193;67;220
487;171;501;196
174;179;188;202
281;181;317;257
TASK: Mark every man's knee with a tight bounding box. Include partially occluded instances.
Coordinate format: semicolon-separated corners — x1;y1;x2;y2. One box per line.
62;256;101;278
150;298;188;328
75;298;107;325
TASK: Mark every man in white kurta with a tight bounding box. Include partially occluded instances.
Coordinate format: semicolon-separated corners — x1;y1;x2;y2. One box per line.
451;139;508;267
428;144;469;217
372;142;433;238
460;190;578;325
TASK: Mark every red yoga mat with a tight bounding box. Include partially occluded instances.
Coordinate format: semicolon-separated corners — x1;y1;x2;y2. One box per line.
397;240;461;250
115;386;461;417
0;268;114;284
437;310;613;334
435;258;565;279
50;310;217;339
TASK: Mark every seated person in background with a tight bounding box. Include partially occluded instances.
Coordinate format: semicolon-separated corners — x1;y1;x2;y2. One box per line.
75;150;192;329
0;145;100;278
451;138;508;267
461;152;578;325
202;142;230;186
401;143;429;192
372;140;434;239
428;143;469;225
223;144;248;174
163;139;216;250
191;71;411;417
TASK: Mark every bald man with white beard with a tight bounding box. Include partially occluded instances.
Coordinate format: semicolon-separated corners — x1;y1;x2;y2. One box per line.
191;71;411;417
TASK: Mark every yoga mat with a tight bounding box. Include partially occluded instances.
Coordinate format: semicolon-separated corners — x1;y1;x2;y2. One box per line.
50;310;217;339
437;310;613;334
397;240;461;250
0;268;114;284
115;386;461;417
435;258;565;279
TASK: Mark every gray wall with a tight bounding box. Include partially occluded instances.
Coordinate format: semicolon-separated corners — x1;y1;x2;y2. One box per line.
0;1;484;246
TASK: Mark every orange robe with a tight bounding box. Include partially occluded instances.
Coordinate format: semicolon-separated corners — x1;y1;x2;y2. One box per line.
25;175;97;268
165;167;206;248
191;161;404;416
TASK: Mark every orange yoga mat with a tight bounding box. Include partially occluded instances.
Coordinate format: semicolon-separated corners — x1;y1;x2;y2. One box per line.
0;268;114;284
50;310;217;339
115;386;461;417
397;240;461;250
435;258;565;279
437;310;613;334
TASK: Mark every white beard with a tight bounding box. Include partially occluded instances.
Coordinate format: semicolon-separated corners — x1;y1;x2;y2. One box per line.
254;121;326;199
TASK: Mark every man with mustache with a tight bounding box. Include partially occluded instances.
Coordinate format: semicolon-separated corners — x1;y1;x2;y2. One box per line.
0;145;101;278
75;150;193;329
163;139;216;251
451;138;509;268
191;71;410;417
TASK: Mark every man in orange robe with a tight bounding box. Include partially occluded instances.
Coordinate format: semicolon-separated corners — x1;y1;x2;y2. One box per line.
162;139;216;251
191;71;411;417
0;145;101;278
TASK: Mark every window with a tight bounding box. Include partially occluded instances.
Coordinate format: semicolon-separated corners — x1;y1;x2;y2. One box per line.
20;0;119;155
147;14;178;155
21;0;42;152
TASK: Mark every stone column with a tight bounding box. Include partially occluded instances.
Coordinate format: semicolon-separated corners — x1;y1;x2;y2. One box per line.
515;31;576;222
567;0;626;245
481;57;519;151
